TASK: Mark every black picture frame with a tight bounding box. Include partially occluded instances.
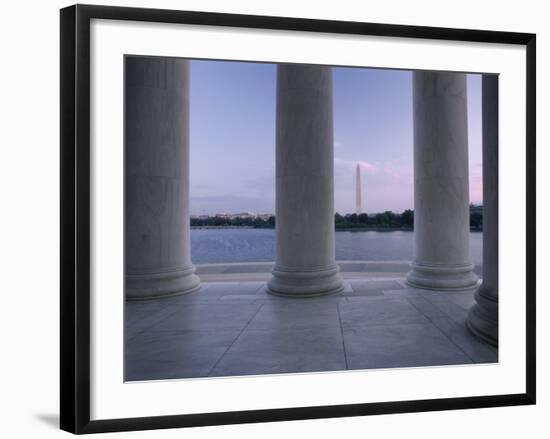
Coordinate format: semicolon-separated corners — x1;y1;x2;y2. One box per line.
60;4;536;434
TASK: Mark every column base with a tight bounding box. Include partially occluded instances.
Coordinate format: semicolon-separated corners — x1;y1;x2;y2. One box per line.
126;265;201;300
267;264;344;297
466;286;498;346
406;261;479;291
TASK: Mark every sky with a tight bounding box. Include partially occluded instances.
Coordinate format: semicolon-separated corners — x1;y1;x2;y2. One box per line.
189;60;482;216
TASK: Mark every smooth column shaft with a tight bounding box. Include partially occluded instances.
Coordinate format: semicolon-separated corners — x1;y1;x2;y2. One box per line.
467;75;499;346
267;64;343;296
125;57;200;300
406;71;479;290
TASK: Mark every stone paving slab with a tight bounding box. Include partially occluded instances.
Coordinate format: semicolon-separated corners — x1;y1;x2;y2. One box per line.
248;302;341;330
150;303;262;332
405;294;449;317
339;299;428;328
417;293;470;326
125;295;187;340
125;328;240;381
209;327;346;377
343;323;473;369
159;294;221;305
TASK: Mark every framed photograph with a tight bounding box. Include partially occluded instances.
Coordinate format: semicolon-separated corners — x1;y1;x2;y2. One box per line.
60;4;536;434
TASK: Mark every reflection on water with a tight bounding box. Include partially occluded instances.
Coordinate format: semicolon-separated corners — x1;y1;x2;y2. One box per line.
191;228;483;267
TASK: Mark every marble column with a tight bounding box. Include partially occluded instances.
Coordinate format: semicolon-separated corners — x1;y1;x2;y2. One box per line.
267;64;344;297
467;75;499;346
406;71;479;290
125;56;200;300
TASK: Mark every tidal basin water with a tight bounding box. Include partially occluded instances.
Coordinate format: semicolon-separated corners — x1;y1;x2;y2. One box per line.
191;229;483;267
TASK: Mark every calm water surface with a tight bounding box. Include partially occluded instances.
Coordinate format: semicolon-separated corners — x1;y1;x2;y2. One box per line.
191;229;483;267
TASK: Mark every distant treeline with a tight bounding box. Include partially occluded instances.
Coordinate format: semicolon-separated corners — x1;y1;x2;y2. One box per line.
191;209;483;230
335;210;413;229
191;216;275;228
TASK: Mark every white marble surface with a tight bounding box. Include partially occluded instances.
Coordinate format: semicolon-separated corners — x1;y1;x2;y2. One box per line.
268;64;343;296
125;57;200;299
407;71;478;290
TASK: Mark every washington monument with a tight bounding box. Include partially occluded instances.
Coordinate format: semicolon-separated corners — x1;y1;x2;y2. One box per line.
356;164;362;215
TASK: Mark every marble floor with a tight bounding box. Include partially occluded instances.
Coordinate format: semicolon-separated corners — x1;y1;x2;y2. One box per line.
125;268;496;382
